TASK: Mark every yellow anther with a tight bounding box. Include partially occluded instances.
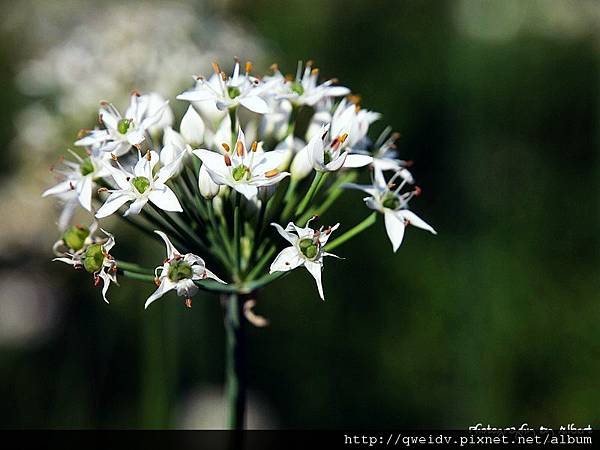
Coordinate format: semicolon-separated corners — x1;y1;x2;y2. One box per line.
265;169;280;178
236;141;244;156
222;143;231;152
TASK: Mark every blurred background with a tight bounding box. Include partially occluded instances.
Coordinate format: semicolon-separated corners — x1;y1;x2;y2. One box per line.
0;0;598;429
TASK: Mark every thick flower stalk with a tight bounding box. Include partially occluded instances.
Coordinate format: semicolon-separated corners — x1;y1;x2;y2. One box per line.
43;58;436;429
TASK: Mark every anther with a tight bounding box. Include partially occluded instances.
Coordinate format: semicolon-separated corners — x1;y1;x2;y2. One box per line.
270;63;279;72
185;298;193;308
236;141;244;157
245;61;252;74
111;153;118;161
414;186;422;196
250;141;258;152
154;278;161;286
222;143;230;153
265;169;279;178
146;151;152;161
130;89;141;97
311;68;319;76
224;154;232;166
97;187;108;193
339;133;348;143
211;62;220;74
77;128;91;139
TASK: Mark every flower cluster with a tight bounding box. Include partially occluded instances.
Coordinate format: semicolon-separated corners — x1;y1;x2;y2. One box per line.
44;59;436;309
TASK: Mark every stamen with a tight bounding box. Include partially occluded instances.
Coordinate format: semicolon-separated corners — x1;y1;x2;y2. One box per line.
130;89;141;97
222;143;230;153
414;186;422;196
245;61;252;74
270;63;279;73
154;277;161;286
211;62;221;75
224;154;232;166
311;68;319;76
97;187;108;193
265;169;279;178
185;298;193;308
146;151;152;161
236;141;244;157
111;153;118;161
250;141;258;152
339;133;348;143
77;128;91;139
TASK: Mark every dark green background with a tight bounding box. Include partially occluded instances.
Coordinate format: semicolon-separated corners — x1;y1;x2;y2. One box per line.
0;0;597;428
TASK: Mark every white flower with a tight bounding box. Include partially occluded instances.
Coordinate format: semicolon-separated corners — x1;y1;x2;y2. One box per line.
265;61;350;106
269;219;340;300
42;148;110;212
193;127;289;200
300;125;373;172
96;150;183;218
344;169;436;252
330;98;381;151
179;105;205;146
177;61;270;114
145;231;226;309
53;228;117;303
75;92;169;156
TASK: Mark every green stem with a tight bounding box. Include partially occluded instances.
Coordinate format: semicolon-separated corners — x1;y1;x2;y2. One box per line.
224;292;246;430
298;172;356;225
295;172;327;218
324;212;377;252
116;260;153;274
233;194;241;278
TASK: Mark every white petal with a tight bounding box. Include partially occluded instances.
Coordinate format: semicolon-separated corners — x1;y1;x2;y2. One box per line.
343;154;373;168
156;154;184;184
269;246;304;273
304;260;325;301
193;149;228;178
124;197;148;216
270;222;298;245
77;175;93;211
126;129;145;145
145;278;176;309
324;152;347;171
252;149;287;174
42;180;73;197
96;193;131;218
399;210;437;235
203;268;227;284
148;186;182;212
239;95;270;114
154;230;180;259
384;209;405;252
176;279;198;298
232;182;258;200
176;88;216;102
105;163;131;190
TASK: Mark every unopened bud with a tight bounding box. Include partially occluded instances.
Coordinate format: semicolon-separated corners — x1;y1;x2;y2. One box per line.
180;105;205;146
198;165;220;199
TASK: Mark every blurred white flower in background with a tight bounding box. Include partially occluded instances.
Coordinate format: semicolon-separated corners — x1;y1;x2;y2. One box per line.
0;0;266;344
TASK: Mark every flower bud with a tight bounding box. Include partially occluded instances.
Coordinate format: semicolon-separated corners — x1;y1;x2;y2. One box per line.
180;105;205;146
290;146;313;181
198;165;219;199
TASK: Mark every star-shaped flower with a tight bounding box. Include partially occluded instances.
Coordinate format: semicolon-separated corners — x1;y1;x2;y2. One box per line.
265;61;350;106
75;92;169;156
269;219;340;300
344;168;436;251
193;126;289;200
96;150;183;218
42;148;110;213
145;231;226;309
177;61;270;114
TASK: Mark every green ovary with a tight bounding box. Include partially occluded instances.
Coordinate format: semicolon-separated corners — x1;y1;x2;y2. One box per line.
80;158;94;176
232;165;247;182
290;81;304;96
62;225;90;251
227;86;241;99
168;259;193;282
117;118;130;134
131;176;151;194
382;193;401;210
298;238;318;260
83;244;104;273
